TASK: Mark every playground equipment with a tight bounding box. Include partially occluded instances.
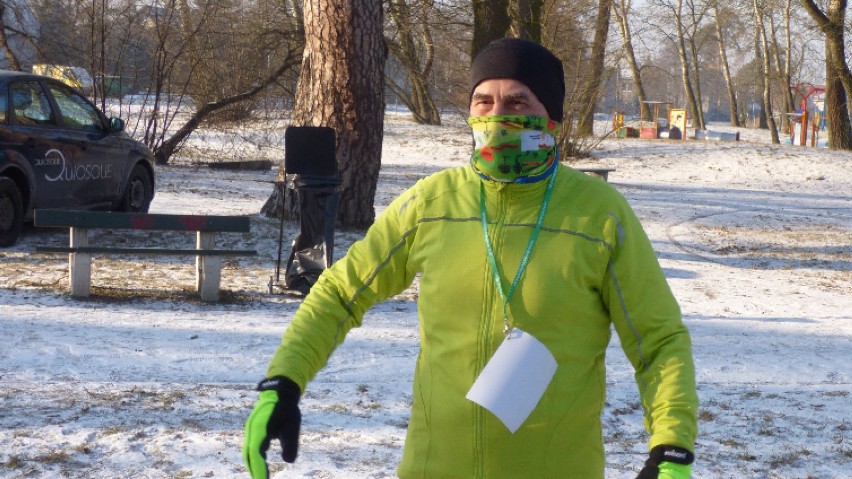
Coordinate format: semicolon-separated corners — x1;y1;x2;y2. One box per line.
787;83;827;147
634;101;688;140
612;111;624;136
612;111;639;137
612;101;689;140
639;101;670;138
785;110;825;147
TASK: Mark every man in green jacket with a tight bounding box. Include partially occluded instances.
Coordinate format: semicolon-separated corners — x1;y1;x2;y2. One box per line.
244;38;698;479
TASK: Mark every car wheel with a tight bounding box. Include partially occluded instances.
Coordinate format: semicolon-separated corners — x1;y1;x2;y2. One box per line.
120;164;152;213
0;177;24;247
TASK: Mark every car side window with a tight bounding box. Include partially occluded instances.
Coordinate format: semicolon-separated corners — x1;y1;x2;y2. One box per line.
10;81;56;126
48;83;103;131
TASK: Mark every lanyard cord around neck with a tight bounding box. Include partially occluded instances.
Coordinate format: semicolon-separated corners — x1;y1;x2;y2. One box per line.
480;168;557;338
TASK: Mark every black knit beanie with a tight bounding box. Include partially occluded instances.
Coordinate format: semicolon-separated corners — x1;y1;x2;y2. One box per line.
470;38;565;122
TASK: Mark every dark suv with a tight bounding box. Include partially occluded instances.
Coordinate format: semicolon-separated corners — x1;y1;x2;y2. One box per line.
0;70;155;246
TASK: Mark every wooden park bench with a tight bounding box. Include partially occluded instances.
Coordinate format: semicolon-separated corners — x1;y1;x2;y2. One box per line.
34;209;257;302
576;167;616;182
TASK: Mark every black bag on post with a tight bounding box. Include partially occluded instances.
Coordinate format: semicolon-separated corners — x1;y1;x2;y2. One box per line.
281;127;340;294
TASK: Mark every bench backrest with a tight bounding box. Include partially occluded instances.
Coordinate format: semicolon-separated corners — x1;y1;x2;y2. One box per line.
34;209;251;233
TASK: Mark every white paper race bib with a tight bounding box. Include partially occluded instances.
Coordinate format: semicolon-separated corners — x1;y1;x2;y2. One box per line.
465;328;558;433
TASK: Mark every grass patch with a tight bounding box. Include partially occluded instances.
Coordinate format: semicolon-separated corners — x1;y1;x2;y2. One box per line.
736;451;757;461
3;455;25;469
33;450;71;464
768;448;811;468
720;438;744;448
158;390;186;409
698;409;717;421
612;402;641;416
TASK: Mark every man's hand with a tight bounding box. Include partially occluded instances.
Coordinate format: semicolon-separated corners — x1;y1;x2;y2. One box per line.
636;445;694;479
242;377;302;479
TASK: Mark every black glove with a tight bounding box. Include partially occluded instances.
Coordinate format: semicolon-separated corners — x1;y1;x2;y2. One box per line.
243;376;302;478
636;445;694;479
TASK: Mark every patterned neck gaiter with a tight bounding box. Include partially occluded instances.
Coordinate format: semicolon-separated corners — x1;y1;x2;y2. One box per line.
468;115;561;183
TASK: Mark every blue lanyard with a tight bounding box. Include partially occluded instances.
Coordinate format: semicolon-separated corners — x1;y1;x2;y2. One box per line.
480;169;557;338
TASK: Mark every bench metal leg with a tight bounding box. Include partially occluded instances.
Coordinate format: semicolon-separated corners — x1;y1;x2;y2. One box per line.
196;232;222;301
69;227;91;297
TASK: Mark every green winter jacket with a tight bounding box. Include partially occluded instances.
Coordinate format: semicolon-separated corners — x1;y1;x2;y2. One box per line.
267;163;698;478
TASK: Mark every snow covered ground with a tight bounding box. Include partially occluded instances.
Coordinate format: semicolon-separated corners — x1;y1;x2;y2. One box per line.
1;115;850;478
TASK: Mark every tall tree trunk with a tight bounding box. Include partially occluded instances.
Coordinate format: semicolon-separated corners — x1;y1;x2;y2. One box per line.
674;0;703;131
712;5;739;126
510;0;543;42
753;15;768;129
780;1;796;115
823;42;852;149
287;0;386;227
754;0;780;143
781;0;796;114
768;14;794;128
472;0;511;58
576;0;612;135
613;0;650;121
688;36;706;130
800;0;852;150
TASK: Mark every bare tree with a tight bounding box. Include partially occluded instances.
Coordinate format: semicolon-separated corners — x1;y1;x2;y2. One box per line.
674;0;704;129
766;0;796;128
576;0;613;134
176;0;218;110
386;0;441;125
710;2;740;126
149;1;304;163
754;0;780;143
542;0;611;156
613;0;651;121
684;0;711;130
800;0;852;150
154;55;302;165
651;0;706;129
414;2;472;117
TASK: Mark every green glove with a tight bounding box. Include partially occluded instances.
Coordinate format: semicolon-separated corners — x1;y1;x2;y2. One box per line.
658;461;691;479
243;377;302;479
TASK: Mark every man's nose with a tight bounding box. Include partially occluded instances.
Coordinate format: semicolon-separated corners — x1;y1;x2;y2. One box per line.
491;100;509;116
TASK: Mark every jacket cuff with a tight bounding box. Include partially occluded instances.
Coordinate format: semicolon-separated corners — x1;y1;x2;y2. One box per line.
648;445;694;466
257;376;302;397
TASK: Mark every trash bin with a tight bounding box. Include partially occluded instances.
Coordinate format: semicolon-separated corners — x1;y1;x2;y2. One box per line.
284;174;341;294
274;126;340;294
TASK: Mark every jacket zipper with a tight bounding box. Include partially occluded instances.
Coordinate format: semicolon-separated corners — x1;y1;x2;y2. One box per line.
474;185;508;479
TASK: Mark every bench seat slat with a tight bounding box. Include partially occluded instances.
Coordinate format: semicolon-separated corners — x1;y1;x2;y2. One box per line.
34;209;251;233
36;246;257;256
